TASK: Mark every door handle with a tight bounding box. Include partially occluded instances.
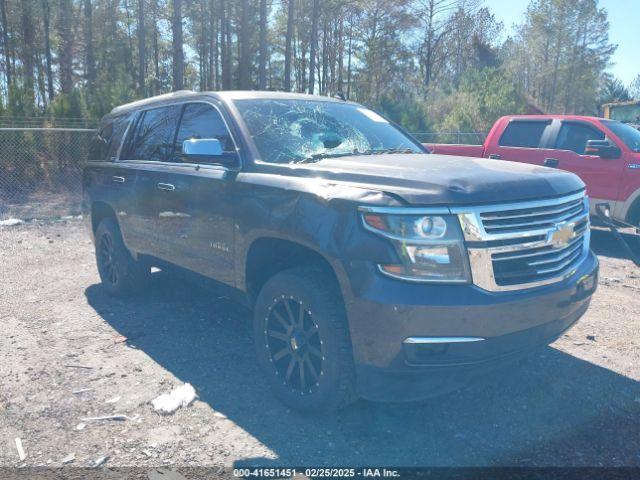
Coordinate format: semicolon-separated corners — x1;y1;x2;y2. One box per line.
544;158;559;168
112;175;125;183
488;154;501;160
157;182;175;191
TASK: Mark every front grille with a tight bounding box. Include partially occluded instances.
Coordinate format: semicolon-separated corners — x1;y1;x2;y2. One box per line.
456;191;590;291
491;219;588;286
480;196;585;234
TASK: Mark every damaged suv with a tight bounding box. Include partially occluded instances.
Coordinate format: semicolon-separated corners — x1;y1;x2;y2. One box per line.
83;91;598;411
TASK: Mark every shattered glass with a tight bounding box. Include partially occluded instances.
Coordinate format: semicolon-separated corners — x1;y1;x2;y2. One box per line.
234;99;425;164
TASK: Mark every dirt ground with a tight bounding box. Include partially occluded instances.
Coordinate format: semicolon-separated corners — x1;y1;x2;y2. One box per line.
1;218;639;470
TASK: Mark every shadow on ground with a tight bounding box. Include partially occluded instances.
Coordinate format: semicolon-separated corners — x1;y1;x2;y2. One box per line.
590;227;639;262
85;231;640;466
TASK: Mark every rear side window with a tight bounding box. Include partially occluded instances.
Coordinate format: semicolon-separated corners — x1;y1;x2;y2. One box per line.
88;115;129;161
122;105;181;161
498;121;549;148
171;103;235;163
555;123;605;155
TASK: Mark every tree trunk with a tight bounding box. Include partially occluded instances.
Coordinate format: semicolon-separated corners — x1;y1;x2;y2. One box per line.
137;0;145;94
172;0;184;90
321;18;328;94
210;0;219;89
124;0;138;86
20;1;35;99
36;51;47;106
152;0;160;94
0;0;11;87
220;0;231;89
346;18;352;99
43;0;55;101
258;0;267;89
58;0;74;94
308;0;319;94
238;0;250;89
284;0;294;91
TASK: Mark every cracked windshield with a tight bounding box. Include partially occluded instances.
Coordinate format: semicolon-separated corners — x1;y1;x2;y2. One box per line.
234;99;425;164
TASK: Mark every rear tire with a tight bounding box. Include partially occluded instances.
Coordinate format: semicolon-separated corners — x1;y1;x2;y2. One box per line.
95;217;149;296
253;266;357;412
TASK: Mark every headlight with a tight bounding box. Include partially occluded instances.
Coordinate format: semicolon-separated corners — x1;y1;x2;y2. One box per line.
360;209;471;283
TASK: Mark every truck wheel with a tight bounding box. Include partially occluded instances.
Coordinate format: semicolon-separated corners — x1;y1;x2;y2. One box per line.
95;217;149;296
253;266;357;412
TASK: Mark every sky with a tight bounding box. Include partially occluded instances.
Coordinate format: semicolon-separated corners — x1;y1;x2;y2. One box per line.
482;0;639;86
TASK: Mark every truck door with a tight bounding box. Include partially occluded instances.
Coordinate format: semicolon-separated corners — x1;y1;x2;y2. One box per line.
546;121;625;202
484;119;553;166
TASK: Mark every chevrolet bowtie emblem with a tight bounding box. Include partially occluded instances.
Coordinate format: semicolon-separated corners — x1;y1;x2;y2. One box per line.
547;222;575;247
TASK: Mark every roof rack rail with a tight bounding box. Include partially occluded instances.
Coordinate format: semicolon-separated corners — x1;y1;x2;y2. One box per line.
110;90;197;114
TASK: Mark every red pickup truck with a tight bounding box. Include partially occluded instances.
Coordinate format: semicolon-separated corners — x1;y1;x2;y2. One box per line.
427;115;640;227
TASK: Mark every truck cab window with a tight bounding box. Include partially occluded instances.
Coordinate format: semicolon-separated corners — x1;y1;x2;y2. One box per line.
498;121;549;148
172;103;234;163
121;105;181;161
555;123;605;155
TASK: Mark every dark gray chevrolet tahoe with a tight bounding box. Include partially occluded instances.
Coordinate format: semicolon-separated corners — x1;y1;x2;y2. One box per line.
83;90;599;411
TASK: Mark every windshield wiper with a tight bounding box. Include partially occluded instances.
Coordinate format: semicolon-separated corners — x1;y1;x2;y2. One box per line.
293;147;420;164
293;151;361;164
363;148;421;155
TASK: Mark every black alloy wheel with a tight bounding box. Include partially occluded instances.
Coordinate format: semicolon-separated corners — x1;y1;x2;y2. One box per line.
264;295;324;395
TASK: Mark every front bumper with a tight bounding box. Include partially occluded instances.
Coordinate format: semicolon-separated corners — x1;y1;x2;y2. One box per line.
341;251;598;401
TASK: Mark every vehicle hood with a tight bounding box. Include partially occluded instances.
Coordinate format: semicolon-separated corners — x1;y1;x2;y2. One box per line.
295;153;585;206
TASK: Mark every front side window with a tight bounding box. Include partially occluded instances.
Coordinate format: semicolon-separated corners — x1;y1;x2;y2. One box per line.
172;103;235;163
602;120;640;153
233;99;425;164
498;121;549;148
122;105;181;161
555;123;605;155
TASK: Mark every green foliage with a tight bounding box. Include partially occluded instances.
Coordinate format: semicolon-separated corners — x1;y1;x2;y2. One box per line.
630;75;640;101
0;0;620;131
437;68;526;132
47;90;89;120
85;68;140;119
376;93;431;132
598;75;631;106
4;84;38;117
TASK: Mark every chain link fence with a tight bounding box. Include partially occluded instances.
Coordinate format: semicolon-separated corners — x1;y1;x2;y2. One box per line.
0;124;485;222
0;127;96;221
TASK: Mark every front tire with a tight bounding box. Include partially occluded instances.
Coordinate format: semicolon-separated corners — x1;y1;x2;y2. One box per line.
253;266;356;412
95;217;149;296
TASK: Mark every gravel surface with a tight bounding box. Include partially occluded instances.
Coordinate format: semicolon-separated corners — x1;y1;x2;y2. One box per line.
1;219;639;469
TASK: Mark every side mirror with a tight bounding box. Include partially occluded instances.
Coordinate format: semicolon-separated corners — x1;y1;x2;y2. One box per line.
182;138;222;162
585;139;621;159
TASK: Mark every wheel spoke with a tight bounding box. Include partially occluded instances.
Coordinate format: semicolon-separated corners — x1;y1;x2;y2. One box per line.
283;299;296;325
304;354;319;382
298;302;305;328
272;310;291;331
272;346;289;361
299;359;306;391
285;356;297;381
267;330;289;342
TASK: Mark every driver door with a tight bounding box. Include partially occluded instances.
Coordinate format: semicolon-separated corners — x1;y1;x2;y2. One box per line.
547;121;625;202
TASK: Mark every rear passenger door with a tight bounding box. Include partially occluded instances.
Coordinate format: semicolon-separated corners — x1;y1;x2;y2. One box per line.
546;121;624;202
118;104;183;257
